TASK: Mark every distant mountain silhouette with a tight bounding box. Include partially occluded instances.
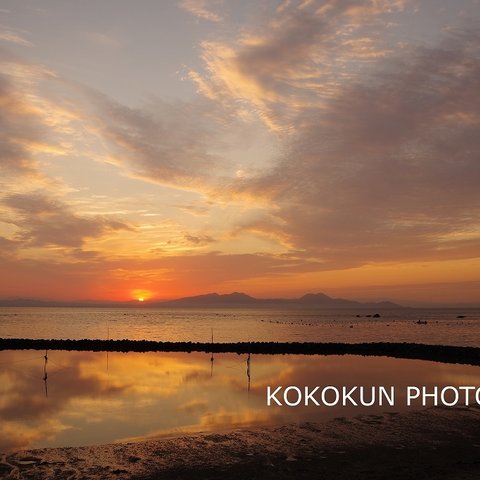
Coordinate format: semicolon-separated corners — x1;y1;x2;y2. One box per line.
155;292;259;307
154;292;402;308
0;292;402;308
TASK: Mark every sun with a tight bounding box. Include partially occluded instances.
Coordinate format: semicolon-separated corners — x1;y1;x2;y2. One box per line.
131;289;153;302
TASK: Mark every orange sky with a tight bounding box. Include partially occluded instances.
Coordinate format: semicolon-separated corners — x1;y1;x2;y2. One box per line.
0;1;479;305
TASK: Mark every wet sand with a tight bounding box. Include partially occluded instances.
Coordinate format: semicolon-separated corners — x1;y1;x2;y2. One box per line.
1;406;480;479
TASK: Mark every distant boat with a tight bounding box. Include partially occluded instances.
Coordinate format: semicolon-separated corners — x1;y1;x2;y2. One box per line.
416;320;428;325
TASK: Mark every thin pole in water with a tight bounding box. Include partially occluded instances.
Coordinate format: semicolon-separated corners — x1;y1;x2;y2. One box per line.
43;350;48;398
210;328;214;377
246;353;251;394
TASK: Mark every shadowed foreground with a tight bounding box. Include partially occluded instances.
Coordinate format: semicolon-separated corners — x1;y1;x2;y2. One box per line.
1;338;479;366
1;407;479;479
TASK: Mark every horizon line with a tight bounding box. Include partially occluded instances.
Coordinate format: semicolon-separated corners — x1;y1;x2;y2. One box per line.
0;291;479;309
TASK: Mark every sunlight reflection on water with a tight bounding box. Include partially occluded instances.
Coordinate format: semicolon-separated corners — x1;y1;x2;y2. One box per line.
0;307;479;346
0;349;479;452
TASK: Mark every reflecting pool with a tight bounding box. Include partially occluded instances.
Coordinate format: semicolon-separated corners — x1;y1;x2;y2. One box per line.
1;350;479;452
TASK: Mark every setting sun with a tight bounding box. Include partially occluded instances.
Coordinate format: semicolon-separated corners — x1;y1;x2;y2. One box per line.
131;289;153;302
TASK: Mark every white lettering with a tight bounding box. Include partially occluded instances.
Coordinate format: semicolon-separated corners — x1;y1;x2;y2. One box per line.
459;386;475;406
407;386;420;406
321;386;339;406
284;386;302;406
342;386;358;406
267;386;283;406
379;386;395;406
359;386;375;407
441;386;459;407
304;386;320;406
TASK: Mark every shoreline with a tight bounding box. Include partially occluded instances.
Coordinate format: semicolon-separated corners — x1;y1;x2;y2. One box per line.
1;338;479;366
2;406;480;479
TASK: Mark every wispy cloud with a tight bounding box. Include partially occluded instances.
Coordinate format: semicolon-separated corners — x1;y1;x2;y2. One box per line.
174;204;211;216
0;62;46;179
2;192;131;249
82;88;245;193
190;0;408;131
0;26;33;47
0;47;80;184
178;0;223;22
184;233;215;245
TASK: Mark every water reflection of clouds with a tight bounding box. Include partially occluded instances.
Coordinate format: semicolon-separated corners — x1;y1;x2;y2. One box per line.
1;351;479;452
0;350;132;451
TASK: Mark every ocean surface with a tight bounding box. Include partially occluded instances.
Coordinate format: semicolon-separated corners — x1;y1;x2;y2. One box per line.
0;306;479;346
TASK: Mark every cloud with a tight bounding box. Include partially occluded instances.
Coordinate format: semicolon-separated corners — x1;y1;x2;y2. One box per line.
143;251;322;285
174;203;210;216
79;6;480;273
179;0;223;22
0;26;33;47
235;30;480;267
2;192;131;248
83;89;245;193
0;66;44;178
0;235;19;257
1;44;233;211
0;47;79;183
184;234;215;245
190;0;407;131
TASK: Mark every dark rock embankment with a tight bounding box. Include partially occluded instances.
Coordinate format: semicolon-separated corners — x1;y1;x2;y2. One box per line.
0;338;479;366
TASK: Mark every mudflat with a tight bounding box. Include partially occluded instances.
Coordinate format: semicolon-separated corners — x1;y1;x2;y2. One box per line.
1;406;480;479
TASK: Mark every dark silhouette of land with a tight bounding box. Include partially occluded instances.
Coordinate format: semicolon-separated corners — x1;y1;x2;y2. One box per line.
0;339;479;366
0;291;402;308
157;292;401;308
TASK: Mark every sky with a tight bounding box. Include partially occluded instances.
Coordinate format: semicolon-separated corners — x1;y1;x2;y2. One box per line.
0;0;479;305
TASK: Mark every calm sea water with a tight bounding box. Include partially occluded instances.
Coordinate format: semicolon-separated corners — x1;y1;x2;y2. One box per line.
0;307;479;346
1;350;479;452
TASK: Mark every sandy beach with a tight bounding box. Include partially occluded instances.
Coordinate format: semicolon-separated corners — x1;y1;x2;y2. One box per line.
1;406;479;479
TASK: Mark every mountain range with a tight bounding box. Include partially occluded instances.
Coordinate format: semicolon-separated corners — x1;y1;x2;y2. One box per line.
0;292;402;308
155;292;401;308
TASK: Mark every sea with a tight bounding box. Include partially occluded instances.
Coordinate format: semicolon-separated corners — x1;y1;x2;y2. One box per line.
0;306;479;346
1;306;479;452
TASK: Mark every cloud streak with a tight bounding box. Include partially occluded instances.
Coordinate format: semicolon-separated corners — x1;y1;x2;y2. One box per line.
0;47;81;184
178;0;223;22
2;192;130;249
0;26;33;47
84;91;226;191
